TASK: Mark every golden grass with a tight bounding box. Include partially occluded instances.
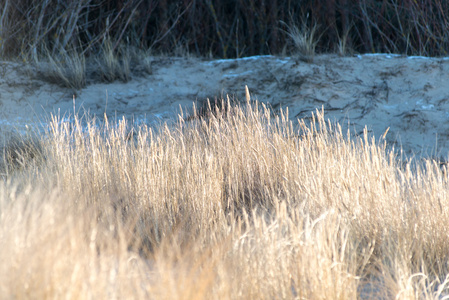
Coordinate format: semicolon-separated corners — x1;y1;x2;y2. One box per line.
1;91;449;299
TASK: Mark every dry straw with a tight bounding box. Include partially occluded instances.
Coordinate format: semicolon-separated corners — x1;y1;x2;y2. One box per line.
1;91;449;298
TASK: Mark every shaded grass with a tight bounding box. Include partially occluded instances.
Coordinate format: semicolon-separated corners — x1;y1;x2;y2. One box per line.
0;131;44;180
281;19;322;63
96;38;131;83
3;0;449;63
2;94;449;298
33;41;152;90
37;47;87;90
4;0;449;91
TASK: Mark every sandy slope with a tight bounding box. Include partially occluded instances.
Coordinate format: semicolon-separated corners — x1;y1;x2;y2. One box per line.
1;54;449;159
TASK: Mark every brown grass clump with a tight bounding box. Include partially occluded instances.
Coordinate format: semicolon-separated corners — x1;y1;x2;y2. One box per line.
2;94;449;299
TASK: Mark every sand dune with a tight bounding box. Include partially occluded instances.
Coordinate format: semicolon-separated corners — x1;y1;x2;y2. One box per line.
1;54;449;159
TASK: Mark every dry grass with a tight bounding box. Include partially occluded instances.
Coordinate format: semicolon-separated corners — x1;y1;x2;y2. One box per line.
36;47;87;90
33;40;153;90
4;0;449;92
3;0;449;62
96;38;131;83
1;91;449;299
336;24;354;57
282;20;322;63
0;130;44;180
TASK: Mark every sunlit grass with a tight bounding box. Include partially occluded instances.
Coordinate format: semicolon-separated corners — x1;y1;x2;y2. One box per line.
1;90;449;299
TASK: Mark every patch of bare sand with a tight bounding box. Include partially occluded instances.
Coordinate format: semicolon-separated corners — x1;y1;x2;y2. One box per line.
1;54;449;159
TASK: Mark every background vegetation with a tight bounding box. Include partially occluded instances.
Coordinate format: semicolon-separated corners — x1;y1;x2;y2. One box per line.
2;0;449;61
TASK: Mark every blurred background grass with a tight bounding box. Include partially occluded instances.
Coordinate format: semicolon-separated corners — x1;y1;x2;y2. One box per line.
1;0;449;61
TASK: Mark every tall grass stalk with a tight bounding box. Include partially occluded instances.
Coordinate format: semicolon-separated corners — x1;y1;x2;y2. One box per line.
1;97;449;298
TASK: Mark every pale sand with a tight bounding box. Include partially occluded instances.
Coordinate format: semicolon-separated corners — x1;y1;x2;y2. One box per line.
1;54;449;159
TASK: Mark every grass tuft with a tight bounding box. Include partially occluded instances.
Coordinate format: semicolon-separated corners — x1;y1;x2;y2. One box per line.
282;19;322;63
36;47;86;89
96;38;131;83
